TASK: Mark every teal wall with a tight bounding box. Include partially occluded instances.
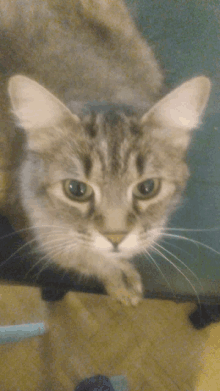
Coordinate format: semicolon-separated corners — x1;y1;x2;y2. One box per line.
127;0;220;295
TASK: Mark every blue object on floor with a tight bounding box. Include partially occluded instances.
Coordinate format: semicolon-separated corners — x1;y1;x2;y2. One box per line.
0;322;47;344
110;376;128;391
74;375;128;391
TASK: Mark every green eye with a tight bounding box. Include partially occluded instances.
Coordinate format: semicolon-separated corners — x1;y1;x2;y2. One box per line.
63;179;93;202
133;178;161;200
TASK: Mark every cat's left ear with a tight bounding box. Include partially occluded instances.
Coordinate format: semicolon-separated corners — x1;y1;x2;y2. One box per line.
141;76;211;150
8;75;80;150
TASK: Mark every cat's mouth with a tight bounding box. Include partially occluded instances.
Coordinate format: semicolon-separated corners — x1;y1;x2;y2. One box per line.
104;232;130;254
104;232;128;246
111;247;120;253
93;229;140;256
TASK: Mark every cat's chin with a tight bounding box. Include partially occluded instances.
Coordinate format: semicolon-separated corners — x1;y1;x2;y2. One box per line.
98;246;139;260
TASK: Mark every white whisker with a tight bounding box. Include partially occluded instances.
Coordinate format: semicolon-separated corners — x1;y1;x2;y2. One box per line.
39;244;77;259
0;237;39;267
38;236;76;249
160;239;193;259
0;224;91;243
165;226;220;232
142;248;175;295
60;269;69;284
30;260;55;283
24;257;53;281
0;224;70;240
151;245;201;307
162;232;220;257
24;239;78;280
155;242;204;291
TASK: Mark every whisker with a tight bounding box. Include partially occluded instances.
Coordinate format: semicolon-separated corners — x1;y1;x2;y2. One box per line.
0;224;71;240
160;239;193;259
35;230;92;244
38;243;77;259
165;226;220;232
38;236;76;249
151;245;201;307
0;224;92;249
0;230;75;268
161;233;220;257
0;225;91;268
142;248;175;296
60;269;69;284
0;237;39;268
24;246;63;280
31;231;91;250
155;242;204;291
41;237;80;257
28;239;79;282
24;239;76;280
30;259;55;283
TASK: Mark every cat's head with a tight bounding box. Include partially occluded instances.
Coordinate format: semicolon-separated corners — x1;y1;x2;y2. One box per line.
8;75;210;270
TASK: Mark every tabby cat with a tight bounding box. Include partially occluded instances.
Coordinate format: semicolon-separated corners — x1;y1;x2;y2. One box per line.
0;0;211;305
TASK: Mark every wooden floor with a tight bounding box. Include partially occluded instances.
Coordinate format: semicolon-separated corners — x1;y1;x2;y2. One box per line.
0;283;219;391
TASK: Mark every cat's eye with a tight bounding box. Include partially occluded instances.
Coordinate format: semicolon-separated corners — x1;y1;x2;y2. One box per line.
63;179;93;202
133;178;161;200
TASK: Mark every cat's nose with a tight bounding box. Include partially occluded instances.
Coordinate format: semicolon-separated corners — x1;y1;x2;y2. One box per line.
105;232;127;245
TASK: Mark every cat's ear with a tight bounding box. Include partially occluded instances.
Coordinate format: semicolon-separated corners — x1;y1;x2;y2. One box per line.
141;76;211;149
8;75;80;150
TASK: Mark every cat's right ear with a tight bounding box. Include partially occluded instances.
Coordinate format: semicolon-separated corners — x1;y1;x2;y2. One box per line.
8;75;80;151
140;76;211;151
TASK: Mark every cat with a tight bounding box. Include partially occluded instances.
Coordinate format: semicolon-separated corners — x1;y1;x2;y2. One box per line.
0;0;211;305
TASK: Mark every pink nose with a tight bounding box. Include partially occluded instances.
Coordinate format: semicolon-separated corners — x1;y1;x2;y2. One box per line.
105;233;127;245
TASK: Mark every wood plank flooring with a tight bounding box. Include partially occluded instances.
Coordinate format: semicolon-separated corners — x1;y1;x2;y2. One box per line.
0;283;219;391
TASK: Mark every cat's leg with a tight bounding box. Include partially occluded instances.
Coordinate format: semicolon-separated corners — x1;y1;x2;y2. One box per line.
103;262;143;306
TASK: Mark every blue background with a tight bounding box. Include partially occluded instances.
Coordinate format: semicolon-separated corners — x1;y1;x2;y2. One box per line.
127;0;220;298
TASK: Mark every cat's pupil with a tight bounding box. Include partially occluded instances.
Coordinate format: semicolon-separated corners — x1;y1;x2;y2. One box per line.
138;179;154;195
69;180;87;197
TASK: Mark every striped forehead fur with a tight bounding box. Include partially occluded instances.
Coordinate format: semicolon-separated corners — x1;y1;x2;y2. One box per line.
81;107;142;177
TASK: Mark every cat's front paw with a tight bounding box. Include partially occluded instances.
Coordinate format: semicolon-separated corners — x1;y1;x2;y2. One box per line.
111;284;142;306
104;266;143;306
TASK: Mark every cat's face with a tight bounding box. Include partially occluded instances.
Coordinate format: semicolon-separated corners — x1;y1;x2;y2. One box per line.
8;75;210;288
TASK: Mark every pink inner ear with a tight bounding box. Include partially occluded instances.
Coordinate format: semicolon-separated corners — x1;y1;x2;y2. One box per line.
141;76;211;131
154;100;200;130
8;75;80;131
